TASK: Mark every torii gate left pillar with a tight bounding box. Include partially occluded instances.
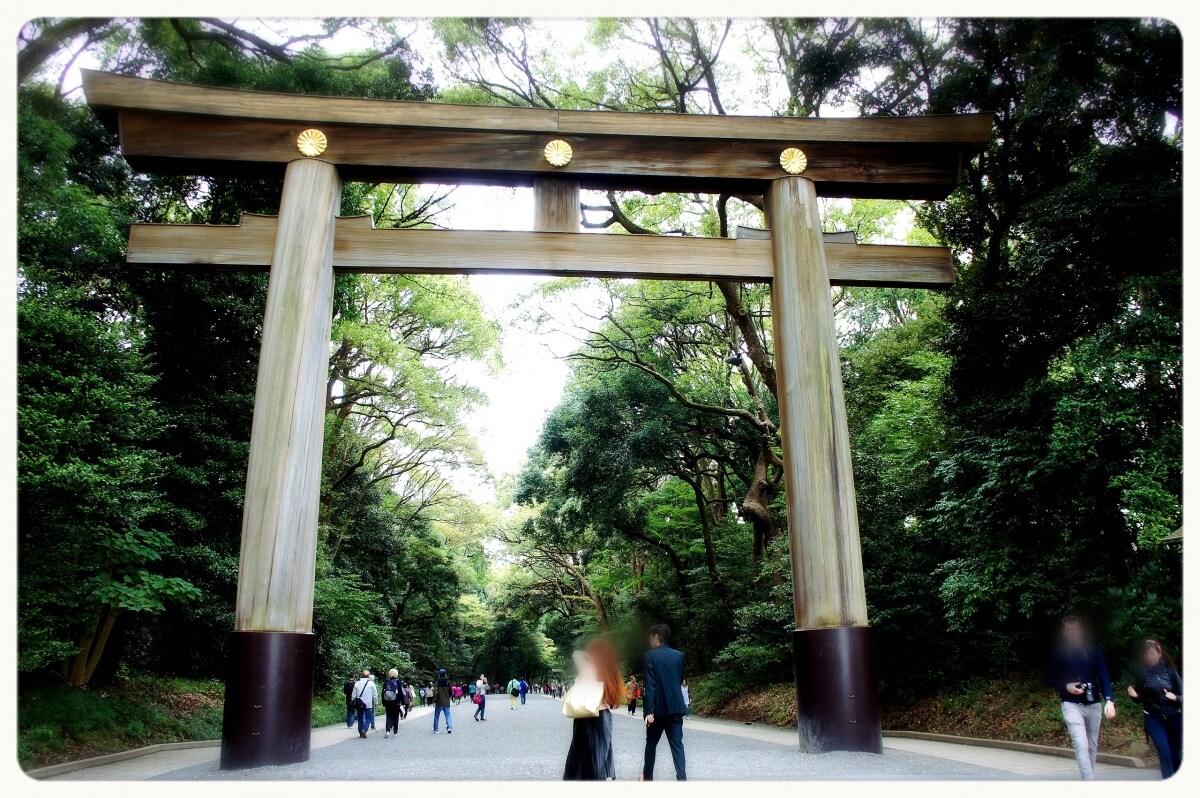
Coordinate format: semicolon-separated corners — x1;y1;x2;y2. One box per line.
220;158;340;769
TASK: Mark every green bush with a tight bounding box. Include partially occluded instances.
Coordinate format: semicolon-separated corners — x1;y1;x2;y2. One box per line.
19;674;348;770
17;675;223;770
311;691;348;728
688;673;742;715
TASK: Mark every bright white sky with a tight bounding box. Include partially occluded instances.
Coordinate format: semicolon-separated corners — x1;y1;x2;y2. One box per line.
52;18;862;505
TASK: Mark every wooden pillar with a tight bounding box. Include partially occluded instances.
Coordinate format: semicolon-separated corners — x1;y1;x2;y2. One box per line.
534;177;580;232
767;175;881;754
221;157;341;770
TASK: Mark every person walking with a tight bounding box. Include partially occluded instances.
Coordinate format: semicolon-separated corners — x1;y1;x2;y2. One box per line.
382;669;402;738
520;677;529;705
344;672;357;728
507;676;522;709
640;623;688;781
351;669;377;739
1046;615;1117;780
474;674;488;721
368;673;378;731
563;638;624;780
626;676;640;715
681;678;691;717
433;668;454;734
399;680;411;720
1127;639;1183;778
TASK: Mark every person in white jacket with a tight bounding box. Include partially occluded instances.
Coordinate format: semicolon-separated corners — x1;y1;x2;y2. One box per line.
350;669;377;739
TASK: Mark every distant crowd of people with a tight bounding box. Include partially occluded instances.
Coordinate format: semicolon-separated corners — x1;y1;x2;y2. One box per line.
342;668;570;738
339;622;692;782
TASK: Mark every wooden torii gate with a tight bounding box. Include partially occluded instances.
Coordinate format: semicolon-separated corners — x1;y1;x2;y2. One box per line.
82;69;991;769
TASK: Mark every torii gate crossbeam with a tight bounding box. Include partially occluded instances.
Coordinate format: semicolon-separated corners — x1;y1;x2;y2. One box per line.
81;69;991;769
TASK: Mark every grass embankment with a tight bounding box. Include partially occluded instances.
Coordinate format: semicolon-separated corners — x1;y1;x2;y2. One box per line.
690;673;1155;761
18;675;348;771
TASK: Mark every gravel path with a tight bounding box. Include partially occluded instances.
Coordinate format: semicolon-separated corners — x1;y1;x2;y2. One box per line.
156;695;1009;780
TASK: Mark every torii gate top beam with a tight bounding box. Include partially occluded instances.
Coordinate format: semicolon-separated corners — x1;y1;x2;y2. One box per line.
82;70;991;200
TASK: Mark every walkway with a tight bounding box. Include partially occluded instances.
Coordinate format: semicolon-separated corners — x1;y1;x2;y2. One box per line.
39;696;1155;781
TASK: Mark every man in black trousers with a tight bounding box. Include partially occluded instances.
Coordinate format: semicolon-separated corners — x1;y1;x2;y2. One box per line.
640;623;687;781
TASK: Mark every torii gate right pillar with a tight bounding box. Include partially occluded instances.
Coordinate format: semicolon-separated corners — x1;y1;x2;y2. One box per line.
767;176;882;754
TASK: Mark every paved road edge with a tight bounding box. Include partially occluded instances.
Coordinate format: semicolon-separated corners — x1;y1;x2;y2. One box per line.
25;739;222;780
24;717;1147;779
882;730;1147;768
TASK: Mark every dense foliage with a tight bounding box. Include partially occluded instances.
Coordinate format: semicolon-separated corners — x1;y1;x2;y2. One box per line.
17;17;1180;715
442;18;1183;697
17;19;507;692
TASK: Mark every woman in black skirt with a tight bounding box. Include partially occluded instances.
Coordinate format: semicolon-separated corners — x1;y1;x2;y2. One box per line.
563;638;625;781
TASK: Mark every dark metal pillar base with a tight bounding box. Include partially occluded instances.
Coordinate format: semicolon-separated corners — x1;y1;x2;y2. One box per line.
220;631;315;770
793;626;882;754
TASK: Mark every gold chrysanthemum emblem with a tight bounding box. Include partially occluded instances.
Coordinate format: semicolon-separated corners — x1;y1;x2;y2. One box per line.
296;129;328;157
779;147;808;175
543;139;573;167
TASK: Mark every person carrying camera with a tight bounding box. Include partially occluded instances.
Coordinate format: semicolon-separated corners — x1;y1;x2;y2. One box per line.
1047;615;1116;779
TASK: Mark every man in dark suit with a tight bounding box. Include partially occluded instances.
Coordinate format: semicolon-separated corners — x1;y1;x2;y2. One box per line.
640;623;687;781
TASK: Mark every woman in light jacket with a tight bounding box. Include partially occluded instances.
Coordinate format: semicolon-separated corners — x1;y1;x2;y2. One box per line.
563;638;625;781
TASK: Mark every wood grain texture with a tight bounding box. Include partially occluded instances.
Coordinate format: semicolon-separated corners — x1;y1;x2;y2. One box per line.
111;110;968;200
767;176;869;629
235;159;340;633
736;225;857;245
126;217;955;287
83;69;993;144
534;178;581;233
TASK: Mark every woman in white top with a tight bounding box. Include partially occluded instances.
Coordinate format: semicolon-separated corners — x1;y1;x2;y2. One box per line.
474;675;488;721
563;638;624;780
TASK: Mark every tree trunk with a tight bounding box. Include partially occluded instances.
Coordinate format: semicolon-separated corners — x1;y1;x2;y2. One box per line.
684;472;732;612
742;446;778;560
63;608;120;687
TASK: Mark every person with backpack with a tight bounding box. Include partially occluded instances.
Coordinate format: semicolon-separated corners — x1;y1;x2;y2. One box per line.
350;669;377;739
520;677;529;705
433;668;454;734
382;669;403;738
1127;639;1183;778
507;676;522;709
